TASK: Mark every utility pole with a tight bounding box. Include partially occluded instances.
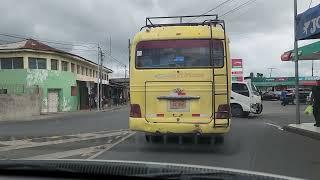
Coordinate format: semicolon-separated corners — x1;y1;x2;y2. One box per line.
294;0;300;124
124;65;127;78
97;45;101;111
109;36;112;56
268;68;276;77
100;49;104;110
312;60;314;76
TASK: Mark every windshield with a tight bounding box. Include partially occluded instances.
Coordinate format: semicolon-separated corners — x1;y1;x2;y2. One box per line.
0;1;319;180
136;39;224;68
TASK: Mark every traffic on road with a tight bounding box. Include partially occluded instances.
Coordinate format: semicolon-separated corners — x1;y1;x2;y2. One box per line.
1;0;320;180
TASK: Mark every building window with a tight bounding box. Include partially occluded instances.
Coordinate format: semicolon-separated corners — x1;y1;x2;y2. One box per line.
106;74;108;81
85;68;88;76
71;86;77;96
28;58;47;69
96;71;98;78
71;63;75;73
81;66;85;75
0;57;23;69
61;61;69;71
77;65;80;74
89;69;92;77
0;89;7;94
51;59;58;70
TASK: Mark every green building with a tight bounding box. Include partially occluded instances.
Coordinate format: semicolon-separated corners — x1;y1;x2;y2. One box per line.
0;39;112;113
251;76;320;91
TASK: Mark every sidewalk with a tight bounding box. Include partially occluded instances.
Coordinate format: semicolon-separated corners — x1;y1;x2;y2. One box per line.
283;123;320;140
0;105;128;124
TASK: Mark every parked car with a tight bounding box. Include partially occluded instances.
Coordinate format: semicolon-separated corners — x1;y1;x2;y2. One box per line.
284;88;311;104
261;91;280;101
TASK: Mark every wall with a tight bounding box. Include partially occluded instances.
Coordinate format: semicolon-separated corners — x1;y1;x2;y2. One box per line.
0;50;112;113
0;94;41;121
0;69;78;113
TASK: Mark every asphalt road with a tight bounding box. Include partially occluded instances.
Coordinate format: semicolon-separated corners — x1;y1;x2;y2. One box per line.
0;101;318;179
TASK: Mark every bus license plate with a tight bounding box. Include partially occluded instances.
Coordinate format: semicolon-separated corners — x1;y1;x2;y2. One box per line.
169;100;186;109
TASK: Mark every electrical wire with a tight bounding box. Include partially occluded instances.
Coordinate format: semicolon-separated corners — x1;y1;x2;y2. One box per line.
188;0;235;22
0;32;98;49
220;0;257;18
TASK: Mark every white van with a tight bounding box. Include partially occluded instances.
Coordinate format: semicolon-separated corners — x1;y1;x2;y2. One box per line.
231;80;263;117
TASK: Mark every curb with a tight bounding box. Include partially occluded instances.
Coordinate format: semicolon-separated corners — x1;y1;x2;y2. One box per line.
101;105;128;112
0;105;129;124
283;125;320;140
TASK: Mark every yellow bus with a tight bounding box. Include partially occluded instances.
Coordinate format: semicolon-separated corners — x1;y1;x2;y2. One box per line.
129;15;231;142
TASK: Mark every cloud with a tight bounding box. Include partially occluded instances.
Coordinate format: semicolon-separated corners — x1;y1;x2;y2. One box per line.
0;0;318;78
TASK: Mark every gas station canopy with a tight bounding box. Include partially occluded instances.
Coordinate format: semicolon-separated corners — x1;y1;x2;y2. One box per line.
281;40;320;61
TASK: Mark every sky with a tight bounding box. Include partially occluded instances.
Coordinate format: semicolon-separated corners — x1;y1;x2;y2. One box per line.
0;0;319;78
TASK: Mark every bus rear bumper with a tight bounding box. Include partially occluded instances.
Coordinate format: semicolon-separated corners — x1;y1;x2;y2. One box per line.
129;118;231;135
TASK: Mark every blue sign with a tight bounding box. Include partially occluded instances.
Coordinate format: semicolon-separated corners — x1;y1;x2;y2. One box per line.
296;4;320;40
174;56;184;62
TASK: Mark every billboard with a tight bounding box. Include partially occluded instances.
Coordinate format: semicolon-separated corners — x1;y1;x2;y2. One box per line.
296;4;320;40
231;59;244;82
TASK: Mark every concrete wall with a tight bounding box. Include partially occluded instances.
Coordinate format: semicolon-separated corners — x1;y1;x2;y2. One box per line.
0;94;41;121
0;51;111;113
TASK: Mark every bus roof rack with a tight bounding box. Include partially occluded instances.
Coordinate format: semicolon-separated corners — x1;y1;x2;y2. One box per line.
141;14;224;30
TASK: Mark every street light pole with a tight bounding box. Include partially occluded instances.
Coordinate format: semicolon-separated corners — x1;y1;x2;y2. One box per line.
294;0;300;124
268;68;276;77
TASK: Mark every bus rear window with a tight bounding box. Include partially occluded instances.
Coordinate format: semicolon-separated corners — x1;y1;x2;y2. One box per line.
135;39;224;68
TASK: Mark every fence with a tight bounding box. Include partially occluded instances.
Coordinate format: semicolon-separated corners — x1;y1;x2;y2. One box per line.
0;84;40;95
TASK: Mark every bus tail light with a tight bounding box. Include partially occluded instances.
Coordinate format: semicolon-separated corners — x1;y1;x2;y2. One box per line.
156;114;164;117
215;104;230;119
192;114;200;117
130;104;141;118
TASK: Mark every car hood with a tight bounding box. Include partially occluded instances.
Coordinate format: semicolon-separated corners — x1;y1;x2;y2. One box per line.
0;159;302;180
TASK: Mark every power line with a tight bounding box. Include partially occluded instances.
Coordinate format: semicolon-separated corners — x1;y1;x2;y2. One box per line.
188;0;235;22
103;50;126;67
220;0;257;18
0;32;98;49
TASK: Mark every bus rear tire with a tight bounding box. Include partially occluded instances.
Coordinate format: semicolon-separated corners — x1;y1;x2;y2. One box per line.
214;136;224;145
145;134;150;142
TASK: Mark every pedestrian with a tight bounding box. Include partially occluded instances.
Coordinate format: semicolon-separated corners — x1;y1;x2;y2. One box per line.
311;86;320;127
280;90;288;106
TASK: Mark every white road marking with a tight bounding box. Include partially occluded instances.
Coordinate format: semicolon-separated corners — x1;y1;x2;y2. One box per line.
87;132;136;160
0;130;130;152
19;132;135;160
264;122;283;131
19;144;112;160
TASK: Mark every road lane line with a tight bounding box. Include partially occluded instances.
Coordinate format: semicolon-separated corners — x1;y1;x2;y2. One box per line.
264;122;283;131
18;144;113;160
87;132;136;160
0;131;130;152
0;129;130;146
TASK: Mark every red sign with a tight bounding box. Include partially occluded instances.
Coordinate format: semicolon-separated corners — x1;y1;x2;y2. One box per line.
236;77;243;81
281;52;292;61
232;59;243;68
232;71;243;75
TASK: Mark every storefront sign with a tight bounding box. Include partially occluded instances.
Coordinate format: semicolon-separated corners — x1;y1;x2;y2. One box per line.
231;59;244;82
296;4;320;40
